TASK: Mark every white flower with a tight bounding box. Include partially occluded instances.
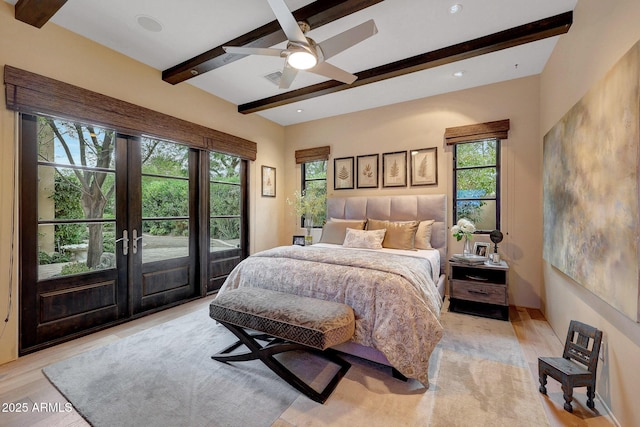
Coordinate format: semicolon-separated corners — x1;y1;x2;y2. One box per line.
451;218;475;241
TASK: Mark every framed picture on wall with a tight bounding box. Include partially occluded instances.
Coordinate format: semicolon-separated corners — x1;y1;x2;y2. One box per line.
356;154;379;188
382;151;407;188
261;165;276;197
410;147;437;186
334;157;354;190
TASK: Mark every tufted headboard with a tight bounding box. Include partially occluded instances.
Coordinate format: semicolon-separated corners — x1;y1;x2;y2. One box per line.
326;195;448;273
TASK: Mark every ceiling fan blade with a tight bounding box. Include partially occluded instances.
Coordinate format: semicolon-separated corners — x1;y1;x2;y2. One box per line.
279;64;299;89
223;46;285;57
310;62;357;84
267;0;307;44
318;19;378;60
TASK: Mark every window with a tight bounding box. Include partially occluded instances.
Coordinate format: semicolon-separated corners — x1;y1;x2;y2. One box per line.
301;160;327;227
453;139;500;232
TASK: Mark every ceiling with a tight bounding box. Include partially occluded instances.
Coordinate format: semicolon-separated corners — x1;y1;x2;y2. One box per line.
7;0;577;126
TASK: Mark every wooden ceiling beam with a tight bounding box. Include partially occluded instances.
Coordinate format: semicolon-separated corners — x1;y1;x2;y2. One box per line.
14;0;67;28
238;11;573;114
162;0;385;85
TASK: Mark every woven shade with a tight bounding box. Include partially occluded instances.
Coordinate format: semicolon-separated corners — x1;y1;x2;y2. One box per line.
295;146;330;164
445;119;510;145
4;65;257;160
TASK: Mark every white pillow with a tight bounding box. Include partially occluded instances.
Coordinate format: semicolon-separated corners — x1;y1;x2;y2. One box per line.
342;228;386;249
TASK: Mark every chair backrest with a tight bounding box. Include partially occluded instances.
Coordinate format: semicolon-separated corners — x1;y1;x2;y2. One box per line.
562;320;603;373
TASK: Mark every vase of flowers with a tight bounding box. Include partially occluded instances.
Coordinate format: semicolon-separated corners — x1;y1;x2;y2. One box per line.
287;188;324;245
451;218;476;256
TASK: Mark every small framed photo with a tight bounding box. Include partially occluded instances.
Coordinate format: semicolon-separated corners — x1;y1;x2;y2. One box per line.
410;147;437;186
473;242;490;257
382;151;407;188
261;165;276;197
292;235;305;246
356;154;379;188
334;157;354;190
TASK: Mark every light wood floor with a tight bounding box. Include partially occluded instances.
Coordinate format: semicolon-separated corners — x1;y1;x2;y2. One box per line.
0;298;617;427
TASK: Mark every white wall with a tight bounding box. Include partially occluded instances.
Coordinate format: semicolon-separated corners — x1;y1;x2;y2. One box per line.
283;75;543;309
540;0;640;425
0;2;286;365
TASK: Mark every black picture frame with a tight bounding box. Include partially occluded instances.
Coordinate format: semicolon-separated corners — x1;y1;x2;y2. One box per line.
356;154;379;188
382;151;407;188
410;147;437;186
334;156;354;190
292;235;305;246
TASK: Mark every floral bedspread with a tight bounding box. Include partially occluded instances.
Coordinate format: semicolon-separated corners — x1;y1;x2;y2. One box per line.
217;245;444;386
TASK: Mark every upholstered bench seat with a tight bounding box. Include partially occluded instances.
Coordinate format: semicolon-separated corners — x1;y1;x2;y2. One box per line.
209;287;355;404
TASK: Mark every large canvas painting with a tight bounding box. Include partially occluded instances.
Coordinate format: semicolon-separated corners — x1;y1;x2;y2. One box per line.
543;41;640;322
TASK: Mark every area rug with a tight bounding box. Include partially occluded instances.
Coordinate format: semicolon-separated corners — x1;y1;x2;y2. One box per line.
44;303;549;427
43;308;307;427
275;307;550;427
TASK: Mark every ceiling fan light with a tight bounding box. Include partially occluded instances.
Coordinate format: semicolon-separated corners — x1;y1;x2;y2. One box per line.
287;51;317;70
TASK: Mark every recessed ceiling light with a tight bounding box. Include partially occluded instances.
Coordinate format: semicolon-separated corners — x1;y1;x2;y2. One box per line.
136;15;163;32
296;109;304;113
449;4;463;14
452;70;465;78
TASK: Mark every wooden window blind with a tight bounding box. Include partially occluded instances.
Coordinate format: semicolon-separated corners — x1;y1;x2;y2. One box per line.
444;119;510;145
295;146;330;164
4;65;257;160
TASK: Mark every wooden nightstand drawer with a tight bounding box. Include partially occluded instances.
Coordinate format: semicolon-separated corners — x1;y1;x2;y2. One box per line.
450;280;507;306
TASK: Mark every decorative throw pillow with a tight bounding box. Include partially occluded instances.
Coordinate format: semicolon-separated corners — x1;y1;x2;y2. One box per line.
415;219;435;249
343;228;386;249
366;218;419;249
319;219;367;244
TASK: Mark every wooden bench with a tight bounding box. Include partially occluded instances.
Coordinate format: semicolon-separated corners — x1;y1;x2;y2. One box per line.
209;287;355;404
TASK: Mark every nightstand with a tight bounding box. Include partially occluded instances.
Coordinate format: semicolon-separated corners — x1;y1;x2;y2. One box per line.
448;260;509;321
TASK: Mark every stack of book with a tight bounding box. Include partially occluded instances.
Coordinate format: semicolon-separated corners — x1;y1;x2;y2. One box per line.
450;254;488;265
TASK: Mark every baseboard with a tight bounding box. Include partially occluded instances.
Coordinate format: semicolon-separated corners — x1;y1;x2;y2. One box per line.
596;392;621;427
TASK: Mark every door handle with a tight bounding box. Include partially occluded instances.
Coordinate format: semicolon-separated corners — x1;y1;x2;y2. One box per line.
132;229;143;254
115;230;129;256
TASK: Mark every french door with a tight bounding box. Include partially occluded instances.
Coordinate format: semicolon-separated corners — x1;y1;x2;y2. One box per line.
19;114;200;354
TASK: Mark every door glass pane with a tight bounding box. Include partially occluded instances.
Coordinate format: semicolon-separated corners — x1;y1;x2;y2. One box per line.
141;176;189;218
141;137;191;263
36;118;117;280
210;183;240;216
141;219;190;263
38;222;116;279
210;218;240;252
141;139;189;177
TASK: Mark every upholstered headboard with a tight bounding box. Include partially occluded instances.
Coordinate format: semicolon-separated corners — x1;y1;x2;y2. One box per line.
326;195;448;273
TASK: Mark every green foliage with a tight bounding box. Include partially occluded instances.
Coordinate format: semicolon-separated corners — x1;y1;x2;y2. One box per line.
52;174;86;248
60;262;92;275
38;251;71;265
142;178;189;235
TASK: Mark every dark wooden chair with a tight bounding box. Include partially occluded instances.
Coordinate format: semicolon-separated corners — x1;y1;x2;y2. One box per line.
538;320;603;413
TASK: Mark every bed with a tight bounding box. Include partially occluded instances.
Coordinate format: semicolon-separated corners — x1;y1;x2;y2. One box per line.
217;194;447;386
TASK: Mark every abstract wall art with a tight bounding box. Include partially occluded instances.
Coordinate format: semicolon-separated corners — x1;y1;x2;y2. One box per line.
543;40;640;322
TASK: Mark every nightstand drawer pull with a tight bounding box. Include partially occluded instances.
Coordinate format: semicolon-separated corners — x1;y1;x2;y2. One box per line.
468;289;490;295
465;274;488;281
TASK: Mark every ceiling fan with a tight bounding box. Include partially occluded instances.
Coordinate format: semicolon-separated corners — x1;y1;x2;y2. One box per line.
223;0;378;89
